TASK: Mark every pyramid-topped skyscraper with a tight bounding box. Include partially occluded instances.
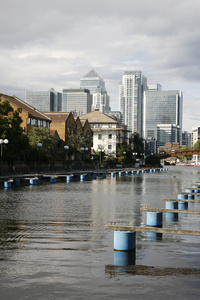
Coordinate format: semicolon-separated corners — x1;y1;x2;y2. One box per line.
80;70;110;113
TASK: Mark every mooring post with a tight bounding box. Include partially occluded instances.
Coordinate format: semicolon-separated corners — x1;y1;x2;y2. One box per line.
165;201;178;221
178;194;188;210
114;230;136;252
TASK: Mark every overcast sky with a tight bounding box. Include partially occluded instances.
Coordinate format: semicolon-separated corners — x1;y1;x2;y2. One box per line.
0;0;200;132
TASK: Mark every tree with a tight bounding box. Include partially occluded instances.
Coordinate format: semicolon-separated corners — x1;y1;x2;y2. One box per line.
67;126;87;160
0;98;29;164
193;141;200;150
28;127;56;163
179;145;192;161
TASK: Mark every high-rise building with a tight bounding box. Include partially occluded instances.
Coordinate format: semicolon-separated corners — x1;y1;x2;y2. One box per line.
62;88;92;116
80;70;110;114
143;90;183;147
119;71;147;136
26;89;62;112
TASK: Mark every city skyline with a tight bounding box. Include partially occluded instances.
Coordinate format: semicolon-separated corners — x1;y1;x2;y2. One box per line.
0;0;200;132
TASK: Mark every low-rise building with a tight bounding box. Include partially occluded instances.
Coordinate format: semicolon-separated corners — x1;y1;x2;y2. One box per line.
0;94;51;134
79;110;128;156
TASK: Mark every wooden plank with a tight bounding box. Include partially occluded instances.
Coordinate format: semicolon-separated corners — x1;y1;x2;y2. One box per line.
174;192;200;195
161;198;200;203
105;225;200;236
140;207;200;214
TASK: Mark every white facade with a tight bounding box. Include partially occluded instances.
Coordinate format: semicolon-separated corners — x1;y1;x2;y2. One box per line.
79;110;128;156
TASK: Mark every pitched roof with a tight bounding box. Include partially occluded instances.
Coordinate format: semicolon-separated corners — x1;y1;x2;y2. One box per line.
44;112;70;122
82;69;102;79
0;94;51;121
79;110;119;124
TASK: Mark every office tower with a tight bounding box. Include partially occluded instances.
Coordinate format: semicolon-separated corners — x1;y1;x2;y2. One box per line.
80;70;110;114
143;90;183;147
119;71;147;136
26;89;62;112
62;88;92;116
182;131;191;148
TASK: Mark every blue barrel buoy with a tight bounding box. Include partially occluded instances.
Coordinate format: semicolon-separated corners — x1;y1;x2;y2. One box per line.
50;177;56;184
153;169;156;172
178;193;188;210
192;186;200;193
185;189;194;200
4;181;11;188
30;179;37;185
137;170;140;175
80;174;85;181
131;170;135;174
125;171;129;175
111;172;115;178
147;212;163;227
66;176;72;182
92;174;97;180
14;179;20;185
150;169;153;173
114;231;136;252
146;169;149;173
114;251;135;266
119;171;123;176
166;201;178;221
102;173;107;179
142;170;145;174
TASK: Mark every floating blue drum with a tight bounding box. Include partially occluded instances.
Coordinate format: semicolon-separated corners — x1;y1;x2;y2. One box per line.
4;181;11;188
137;170;140;175
178;193;188;210
50;177;56;184
92;174;97;180
114;231;136;252
165;201;178;221
131;170;135;174
80;174;85;181
102;173;107;179
66;176;72;182
111;172;115;178
29;179;37;185
185;188;194;199
192;186;200;193
119;171;123;176
142;170;145;174
14;179;20;185
146;232;163;241
125;171;129;175
150;169;153;173
147;212;163;227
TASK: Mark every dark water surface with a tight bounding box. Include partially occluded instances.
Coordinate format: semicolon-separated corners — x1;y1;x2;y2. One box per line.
0;166;200;299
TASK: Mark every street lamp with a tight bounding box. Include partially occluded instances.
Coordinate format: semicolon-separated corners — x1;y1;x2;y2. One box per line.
64;145;69;170
81;147;88;167
132;152;137;163
37;143;42;173
0;138;9;176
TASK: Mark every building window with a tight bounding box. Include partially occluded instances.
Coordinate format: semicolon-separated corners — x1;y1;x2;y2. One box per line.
27;118;30;125
108;124;112;128
108;134;112;139
95;123;102;128
98;134;102;140
108;145;112;149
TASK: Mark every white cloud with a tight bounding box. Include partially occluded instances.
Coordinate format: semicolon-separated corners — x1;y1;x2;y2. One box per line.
1;0;200;132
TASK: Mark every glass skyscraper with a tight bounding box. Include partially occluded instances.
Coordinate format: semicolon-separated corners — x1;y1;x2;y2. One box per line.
80;70;110;114
143;90;183;146
62;88;92;115
119;71;147;136
26;89;62;112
